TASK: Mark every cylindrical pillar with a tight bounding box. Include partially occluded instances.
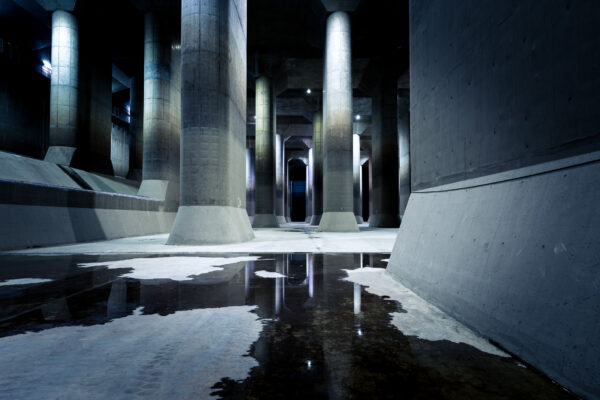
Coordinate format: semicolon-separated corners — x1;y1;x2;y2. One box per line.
44;10;79;165
306;148;313;222
138;12;179;206
310;111;323;225
275;134;286;224
168;0;253;244
128;75;144;180
353;133;363;224
369;69;401;227
318;11;358;232
253;76;279;227
398;93;410;217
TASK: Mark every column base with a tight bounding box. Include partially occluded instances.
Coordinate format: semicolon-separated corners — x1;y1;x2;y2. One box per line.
44;146;77;166
368;213;401;228
317;212;359;232
276;215;287;225
355;215;364;224
309;214;322;225
167;205;254;245
252;213;280;228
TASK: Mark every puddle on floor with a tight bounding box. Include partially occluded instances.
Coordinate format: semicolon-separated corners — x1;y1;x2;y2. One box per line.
0;253;574;399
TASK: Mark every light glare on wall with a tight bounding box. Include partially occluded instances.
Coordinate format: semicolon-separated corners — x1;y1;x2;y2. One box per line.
41;59;52;76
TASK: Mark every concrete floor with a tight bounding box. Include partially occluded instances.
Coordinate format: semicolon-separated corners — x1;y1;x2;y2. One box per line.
3;223;397;255
0;253;574;399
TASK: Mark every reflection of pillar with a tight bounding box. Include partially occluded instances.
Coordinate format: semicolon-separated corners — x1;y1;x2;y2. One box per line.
353;134;363;224
319;11;358;232
275;255;283;315
107;279;128;318
138;12;179;206
307;254;314;297
253;76;279;227
353;283;361;314
310;111;323;225
275;134;286;224
398;93;410;217
370;66;400;227
168;0;253;244
245;261;254;301
306;149;313;222
45;11;79;165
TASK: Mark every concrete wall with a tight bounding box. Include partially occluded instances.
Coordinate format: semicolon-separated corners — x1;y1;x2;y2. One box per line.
410;0;600;191
0;179;175;251
389;1;600;397
110;122;130;178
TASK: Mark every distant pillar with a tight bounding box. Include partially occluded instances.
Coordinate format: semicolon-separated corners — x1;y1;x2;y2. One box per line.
306;148;313;222
275;134;286;224
253;76;279;227
370;68;400;227
310;111;323;225
353;133;363;224
138;12;179;206
398;93;410;217
128;75;144;180
168;0;253;244
44;10;79;165
246;146;256;219
318;11;358;232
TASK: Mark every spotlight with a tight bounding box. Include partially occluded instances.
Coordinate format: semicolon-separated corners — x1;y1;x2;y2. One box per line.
355;114;361;121
306;88;311;94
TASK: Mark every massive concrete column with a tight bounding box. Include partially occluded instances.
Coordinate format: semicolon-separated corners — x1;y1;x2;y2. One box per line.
275;134;286;224
310;111;323;225
318;11;358;232
128;75;144;180
252;76;279;227
370;69;400;227
398;93;410;217
44;10;79;165
168;0;253;244
306;148;313;222
138;12;179;206
353;133;363;224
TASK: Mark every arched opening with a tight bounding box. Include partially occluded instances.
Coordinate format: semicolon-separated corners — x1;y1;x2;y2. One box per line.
288;159;307;222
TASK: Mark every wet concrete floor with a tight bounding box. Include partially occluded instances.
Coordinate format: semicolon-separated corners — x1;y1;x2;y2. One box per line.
0;253;576;399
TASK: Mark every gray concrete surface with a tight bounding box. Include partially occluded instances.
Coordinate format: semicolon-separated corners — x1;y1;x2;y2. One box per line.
318;11;358;232
253;76;278;227
353;133;363;223
44;10;78;166
128;75;144;180
168;0;253;244
310;111;323;225
138;11;179;207
387;154;600;399
409;0;600;191
398;93;410;217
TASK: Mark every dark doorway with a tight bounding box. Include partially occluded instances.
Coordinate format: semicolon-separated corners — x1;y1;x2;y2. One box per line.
362;161;370;222
289;159;307;222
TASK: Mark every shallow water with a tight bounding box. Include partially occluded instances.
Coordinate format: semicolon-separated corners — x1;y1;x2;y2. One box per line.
0;253;574;399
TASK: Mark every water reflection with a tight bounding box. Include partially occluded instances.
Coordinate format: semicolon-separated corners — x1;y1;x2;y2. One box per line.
0;253;574;400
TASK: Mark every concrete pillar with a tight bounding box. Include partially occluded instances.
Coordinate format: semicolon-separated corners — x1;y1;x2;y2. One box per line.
398;93;410;217
138;12;179;206
306;148;313;222
253;76;279;227
310;111;323;225
275;134;286;224
353;133;363;224
128;75;144;180
318;11;358;232
44;10;79;165
369;69;401;227
168;0;253;244
246;146;256;219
